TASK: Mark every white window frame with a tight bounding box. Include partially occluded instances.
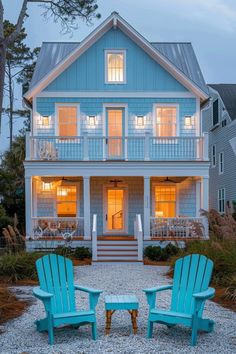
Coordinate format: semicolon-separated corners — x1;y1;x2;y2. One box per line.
153;103;180;138
211;144;216;168
218;188;225;213
219;151;224;175
55;103;80;137
105;49;126;84
152;183;178;217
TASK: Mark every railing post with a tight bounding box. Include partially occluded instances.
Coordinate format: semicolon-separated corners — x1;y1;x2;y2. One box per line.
137;215;143;261
92;214;97;261
84;132;89;161
144;132;150;161
202;216;209;239
203;132;209;161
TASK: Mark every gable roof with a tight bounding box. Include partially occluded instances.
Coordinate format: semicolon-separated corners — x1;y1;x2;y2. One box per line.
25;12;209;100
209;84;236;120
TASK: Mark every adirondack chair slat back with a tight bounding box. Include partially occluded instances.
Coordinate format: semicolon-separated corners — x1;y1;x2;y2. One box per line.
171;254;213;315
36;254;76;314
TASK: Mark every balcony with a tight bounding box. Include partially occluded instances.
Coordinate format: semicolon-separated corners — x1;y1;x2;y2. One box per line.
26;133;208;162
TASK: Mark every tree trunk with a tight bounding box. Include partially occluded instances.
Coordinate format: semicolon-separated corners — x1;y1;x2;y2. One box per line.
8;62;13;150
0;42;6;135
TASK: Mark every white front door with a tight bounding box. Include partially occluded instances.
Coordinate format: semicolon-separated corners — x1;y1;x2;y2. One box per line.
104;186;128;234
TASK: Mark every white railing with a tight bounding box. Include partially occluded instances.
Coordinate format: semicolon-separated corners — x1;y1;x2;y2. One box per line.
31;217;84;240
150;217;207;239
27;135;207;161
134;214;143;261
92;214;97;261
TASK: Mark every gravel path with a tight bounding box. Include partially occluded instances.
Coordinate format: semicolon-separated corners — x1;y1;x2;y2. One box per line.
1;263;236;354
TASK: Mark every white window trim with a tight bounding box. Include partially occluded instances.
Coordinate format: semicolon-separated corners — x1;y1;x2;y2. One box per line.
219;151;224;175
105;49;126;84
152;183;178;217
211;144;216;168
153;103;180;137
55;103;80;136
218;187;225;213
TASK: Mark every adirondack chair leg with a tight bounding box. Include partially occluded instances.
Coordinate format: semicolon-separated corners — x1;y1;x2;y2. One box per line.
91;322;97;340
147;320;153;338
191;316;198;346
47;314;54;345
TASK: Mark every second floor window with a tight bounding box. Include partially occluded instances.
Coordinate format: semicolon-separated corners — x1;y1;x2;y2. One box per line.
211;144;216;167
219;152;224;174
156;106;177;137
58;106;77;137
213;99;219;126
106;50;125;83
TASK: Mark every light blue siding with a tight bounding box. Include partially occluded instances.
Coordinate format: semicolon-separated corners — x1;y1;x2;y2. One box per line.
44;28;188;92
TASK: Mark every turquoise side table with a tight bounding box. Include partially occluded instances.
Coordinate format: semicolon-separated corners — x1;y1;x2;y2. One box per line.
105;295;139;335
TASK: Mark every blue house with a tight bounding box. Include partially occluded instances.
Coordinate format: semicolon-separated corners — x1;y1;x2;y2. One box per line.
24;12;210;261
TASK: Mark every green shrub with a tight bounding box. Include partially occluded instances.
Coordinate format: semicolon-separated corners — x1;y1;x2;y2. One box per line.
0;252;44;283
144;243;179;262
74;247;91;260
55;246;74;258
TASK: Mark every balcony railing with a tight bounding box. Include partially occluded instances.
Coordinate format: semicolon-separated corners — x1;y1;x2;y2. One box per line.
26;133;208;162
29;217;84;240
150;216;208;239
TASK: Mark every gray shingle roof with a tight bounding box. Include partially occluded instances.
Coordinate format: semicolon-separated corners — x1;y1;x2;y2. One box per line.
209;84;236;120
29;41;208;95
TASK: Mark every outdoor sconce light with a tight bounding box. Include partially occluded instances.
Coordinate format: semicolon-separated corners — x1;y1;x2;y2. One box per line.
42;182;52;191
40;115;51;128
184;115;195;129
87;115;97;127
136;115;145;128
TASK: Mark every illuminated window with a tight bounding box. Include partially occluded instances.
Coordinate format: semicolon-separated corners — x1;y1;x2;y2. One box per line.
58;106;77;137
106;50;125;83
156;106;177;137
154;185;176;217
56;186;77;217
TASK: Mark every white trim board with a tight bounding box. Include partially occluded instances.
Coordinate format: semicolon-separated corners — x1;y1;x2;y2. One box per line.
36;91;196;98
25;13;208;101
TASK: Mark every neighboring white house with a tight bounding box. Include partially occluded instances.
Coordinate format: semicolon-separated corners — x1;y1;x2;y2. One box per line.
24;12;210;261
202;84;236;214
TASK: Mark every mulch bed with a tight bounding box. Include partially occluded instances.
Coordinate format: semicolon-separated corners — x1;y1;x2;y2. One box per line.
0;286;29;328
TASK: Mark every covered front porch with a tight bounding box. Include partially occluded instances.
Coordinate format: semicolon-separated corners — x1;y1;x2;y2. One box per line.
26;174;209;246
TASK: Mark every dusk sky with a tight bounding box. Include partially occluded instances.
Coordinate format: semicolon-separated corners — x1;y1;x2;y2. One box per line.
1;0;236;152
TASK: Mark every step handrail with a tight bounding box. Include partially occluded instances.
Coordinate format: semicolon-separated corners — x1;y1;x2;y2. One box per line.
92;214;97;261
134;214;143;261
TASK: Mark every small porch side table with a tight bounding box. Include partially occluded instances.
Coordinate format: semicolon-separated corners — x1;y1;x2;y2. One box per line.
105;295;139;335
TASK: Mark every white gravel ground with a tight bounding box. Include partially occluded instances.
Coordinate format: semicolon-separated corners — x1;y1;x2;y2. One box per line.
1;263;236;354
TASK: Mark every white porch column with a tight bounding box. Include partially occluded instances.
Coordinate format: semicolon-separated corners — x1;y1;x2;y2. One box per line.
83;176;91;240
144;176;151;240
201;177;209;211
25;176;32;239
196;180;201;216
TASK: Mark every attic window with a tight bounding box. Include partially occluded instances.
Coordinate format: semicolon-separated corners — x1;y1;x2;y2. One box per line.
105;50;126;83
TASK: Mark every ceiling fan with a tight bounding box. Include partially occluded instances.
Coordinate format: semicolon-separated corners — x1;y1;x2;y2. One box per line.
159;177;177;183
109;179;123;187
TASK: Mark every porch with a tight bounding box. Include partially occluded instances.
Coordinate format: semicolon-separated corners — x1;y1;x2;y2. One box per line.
25;175;209;259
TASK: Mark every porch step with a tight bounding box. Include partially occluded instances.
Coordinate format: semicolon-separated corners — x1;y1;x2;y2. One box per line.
96;236;139;261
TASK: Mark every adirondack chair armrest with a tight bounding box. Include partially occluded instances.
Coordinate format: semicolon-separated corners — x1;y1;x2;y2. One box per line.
33;287;54;312
143;285;173;294
75;285;102;311
143;285;173;309
33;286;54;299
193;287;215;300
74;285;103;294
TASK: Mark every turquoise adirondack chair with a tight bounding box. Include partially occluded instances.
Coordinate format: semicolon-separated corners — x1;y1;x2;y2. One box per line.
33;254;102;345
143;254;215;346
